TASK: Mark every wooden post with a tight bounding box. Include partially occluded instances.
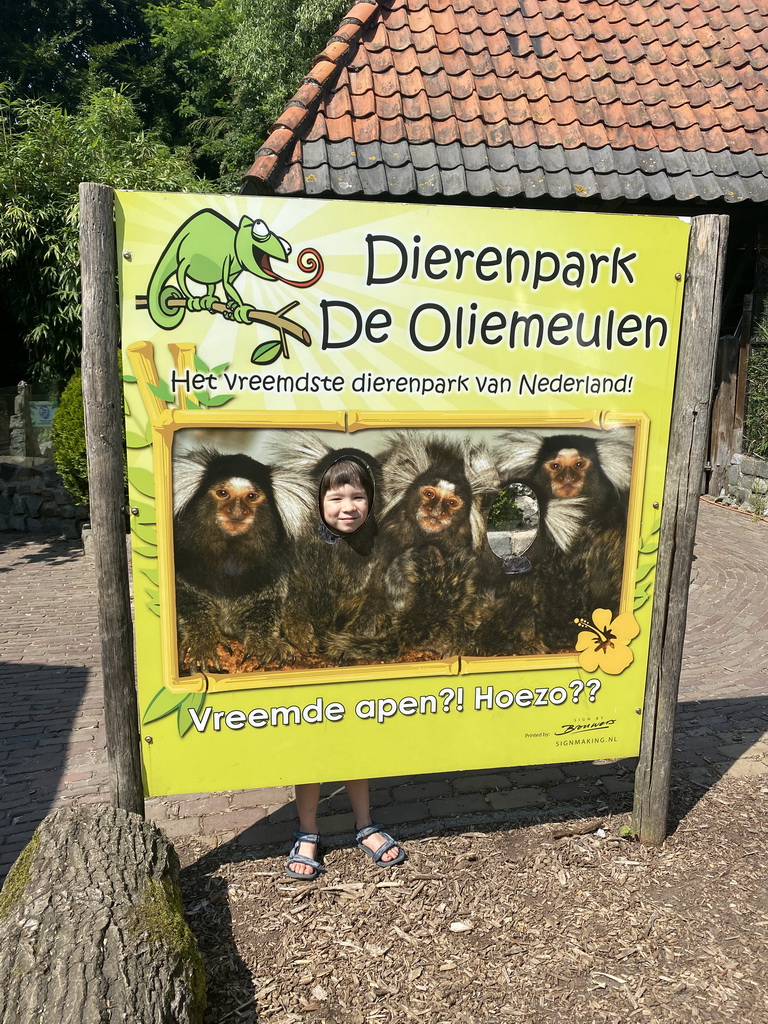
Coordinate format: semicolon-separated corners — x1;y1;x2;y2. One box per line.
732;292;753;453
79;182;145;817
633;214;729;846
707;334;739;496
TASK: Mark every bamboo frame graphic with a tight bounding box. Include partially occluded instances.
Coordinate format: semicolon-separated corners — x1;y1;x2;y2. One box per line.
126;340;649;696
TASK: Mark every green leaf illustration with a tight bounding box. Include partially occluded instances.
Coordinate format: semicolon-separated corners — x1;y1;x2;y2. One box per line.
132;520;158;545
178;691;207;737
140;567;160;586
132;545;157;559
129;468;156;498
194;390;211;406
123;374;138;383
143;686;188;724
634;595;649;610
211;362;229;375
635;562;655;582
251;340;283;365
194;354;210;373
205;394;234;407
149;380;175;404
126;431;151;449
639;538;659;554
184;395;199;410
147;601;161;617
649;516;661;535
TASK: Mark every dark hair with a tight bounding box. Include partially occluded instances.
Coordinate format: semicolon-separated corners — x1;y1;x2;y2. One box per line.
319;458;374;507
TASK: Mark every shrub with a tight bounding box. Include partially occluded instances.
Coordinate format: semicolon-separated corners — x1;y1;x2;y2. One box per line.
743;343;768;460
51;371;89;506
51;361;127;506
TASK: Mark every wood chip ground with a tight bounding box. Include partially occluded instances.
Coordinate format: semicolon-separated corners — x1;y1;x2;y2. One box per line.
176;771;767;1024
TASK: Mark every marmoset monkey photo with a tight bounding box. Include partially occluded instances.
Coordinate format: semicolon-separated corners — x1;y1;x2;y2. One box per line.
172;447;291;673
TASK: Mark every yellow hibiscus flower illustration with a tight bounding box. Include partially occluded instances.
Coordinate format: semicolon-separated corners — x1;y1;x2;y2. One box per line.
574;608;640;675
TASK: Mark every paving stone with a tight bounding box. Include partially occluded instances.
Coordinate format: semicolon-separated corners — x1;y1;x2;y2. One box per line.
427;794;489;816
486;788;548;810
452;773;514;793
546;782;592;801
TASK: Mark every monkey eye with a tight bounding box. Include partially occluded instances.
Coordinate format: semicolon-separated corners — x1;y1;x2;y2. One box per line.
574;461;585;469
251;218;270;241
550;462;561;471
216;489;229;499
247;492;260;502
423;488;436;500
447;498;460;508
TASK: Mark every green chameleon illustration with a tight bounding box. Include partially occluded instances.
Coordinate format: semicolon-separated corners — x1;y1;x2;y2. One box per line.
145;209;323;330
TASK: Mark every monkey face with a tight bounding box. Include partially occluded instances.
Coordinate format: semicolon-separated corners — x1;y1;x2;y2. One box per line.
543;449;592;499
209;476;266;535
416;480;465;533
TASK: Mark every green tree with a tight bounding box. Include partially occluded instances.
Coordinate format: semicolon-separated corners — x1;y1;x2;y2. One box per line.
0;0;179;133
147;0;352;187
145;0;240;179
0;86;209;385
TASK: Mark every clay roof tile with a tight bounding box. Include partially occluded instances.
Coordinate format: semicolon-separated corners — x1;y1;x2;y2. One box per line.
246;0;768;201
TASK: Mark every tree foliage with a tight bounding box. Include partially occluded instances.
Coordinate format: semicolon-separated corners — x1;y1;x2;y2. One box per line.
0;0;359;383
0;87;208;384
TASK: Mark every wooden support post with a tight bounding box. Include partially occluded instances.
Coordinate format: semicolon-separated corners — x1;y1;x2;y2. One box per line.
633;215;729;846
732;292;753;453
79;182;145;817
707;334;739;497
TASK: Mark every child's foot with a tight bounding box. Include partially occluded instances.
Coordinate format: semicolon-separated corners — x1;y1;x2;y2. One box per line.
355;823;406;866
285;831;324;880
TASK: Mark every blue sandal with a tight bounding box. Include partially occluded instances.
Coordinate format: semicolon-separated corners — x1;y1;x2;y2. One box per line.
285;831;325;880
355;823;406;866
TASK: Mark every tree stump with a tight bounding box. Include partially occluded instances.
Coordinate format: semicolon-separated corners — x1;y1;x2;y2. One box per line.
0;805;205;1024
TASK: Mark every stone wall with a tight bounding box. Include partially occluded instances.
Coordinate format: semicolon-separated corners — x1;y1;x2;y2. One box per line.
0;462;88;539
722;453;768;513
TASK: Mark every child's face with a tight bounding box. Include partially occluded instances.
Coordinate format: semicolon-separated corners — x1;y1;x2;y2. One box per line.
322;483;369;534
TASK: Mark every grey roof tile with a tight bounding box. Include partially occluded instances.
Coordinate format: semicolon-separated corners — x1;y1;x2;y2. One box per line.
328;140;358;168
487;142;517;171
463;143;491;170
465;166;496;194
302;139;328;168
304;163;332;194
642;170;675;201
385;162;418;194
359;161;389;193
381;142;411;167
436;141;463;169
332;165;363;194
441;163;470;194
411;141;440;169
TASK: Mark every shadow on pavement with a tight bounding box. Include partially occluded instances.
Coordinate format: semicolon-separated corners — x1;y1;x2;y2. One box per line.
0;661;93;881
0;535;84;570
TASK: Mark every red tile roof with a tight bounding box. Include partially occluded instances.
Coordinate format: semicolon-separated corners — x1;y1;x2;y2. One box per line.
244;0;768;202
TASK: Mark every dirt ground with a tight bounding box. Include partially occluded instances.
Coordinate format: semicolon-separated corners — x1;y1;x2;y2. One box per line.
176;770;768;1024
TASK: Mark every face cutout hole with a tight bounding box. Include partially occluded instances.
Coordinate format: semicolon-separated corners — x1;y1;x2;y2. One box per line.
319;458;374;536
486;483;540;558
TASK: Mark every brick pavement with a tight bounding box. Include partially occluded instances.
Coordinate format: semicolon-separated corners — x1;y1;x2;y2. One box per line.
1;499;766;879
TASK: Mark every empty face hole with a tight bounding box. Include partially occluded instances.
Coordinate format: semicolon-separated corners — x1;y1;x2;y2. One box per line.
486;482;540;557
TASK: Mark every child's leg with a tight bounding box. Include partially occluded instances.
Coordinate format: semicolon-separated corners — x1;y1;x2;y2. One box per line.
289;782;322;876
344;779;402;863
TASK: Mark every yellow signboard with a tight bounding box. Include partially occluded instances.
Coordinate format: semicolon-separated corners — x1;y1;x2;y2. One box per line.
115;191;690;797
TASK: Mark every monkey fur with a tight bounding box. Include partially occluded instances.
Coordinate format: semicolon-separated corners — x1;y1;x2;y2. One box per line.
496;429;633;651
173;448;290;673
327;432;542;662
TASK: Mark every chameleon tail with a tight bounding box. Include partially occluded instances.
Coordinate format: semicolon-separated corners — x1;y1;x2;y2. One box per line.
146;243;186;330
